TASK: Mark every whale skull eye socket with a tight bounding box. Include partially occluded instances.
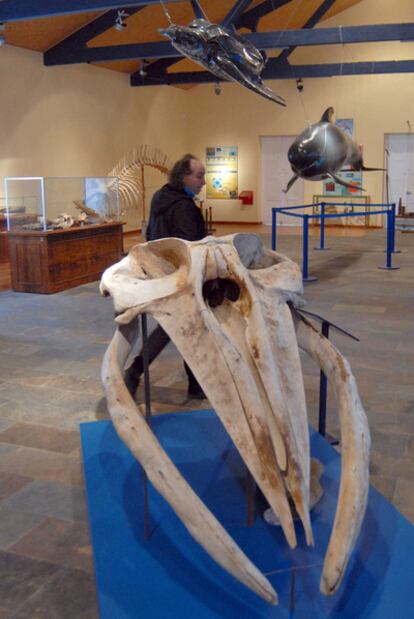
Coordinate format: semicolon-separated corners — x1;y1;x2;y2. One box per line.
100;233;370;606
202;278;240;307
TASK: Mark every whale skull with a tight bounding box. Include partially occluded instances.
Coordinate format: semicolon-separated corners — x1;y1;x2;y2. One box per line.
100;233;370;605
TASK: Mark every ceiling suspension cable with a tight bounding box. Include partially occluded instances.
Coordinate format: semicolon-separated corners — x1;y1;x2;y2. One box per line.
159;0;173;25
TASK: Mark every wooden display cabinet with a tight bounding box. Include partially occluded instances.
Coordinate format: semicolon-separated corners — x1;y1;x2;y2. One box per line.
7;222;124;293
0;215;8;263
0;212;39;263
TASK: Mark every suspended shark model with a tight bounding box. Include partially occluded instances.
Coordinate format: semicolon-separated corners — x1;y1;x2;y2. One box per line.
284;107;384;192
160;18;286;106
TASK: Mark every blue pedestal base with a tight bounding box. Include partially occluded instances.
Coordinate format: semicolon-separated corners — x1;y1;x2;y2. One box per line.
80;410;414;619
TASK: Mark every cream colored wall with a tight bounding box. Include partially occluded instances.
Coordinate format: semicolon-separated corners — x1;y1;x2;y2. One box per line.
0;44;188;230
1;0;413;227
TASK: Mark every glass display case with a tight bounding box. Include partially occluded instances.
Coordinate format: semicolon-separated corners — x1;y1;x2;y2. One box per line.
3;176;120;232
3;177;123;293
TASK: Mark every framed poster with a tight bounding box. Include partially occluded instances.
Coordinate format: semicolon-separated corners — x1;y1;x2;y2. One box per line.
323;119;363;196
206;146;238;199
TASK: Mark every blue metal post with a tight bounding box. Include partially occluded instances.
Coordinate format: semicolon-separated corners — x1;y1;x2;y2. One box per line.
272;209;277;250
303;215;308;278
318;321;329;437
314;202;330;251
379;207;399;270
141;313;152;540
302;215;317;282
320;203;325;249
390;202;401;253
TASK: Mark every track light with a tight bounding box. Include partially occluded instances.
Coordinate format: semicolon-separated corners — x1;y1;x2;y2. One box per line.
296;78;304;93
114;10;129;32
139;60;149;77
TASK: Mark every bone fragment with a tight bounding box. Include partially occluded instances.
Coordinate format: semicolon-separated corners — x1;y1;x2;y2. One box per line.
294;314;370;595
102;320;278;605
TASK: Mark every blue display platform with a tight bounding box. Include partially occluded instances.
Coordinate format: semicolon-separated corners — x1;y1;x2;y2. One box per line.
80;410;414;618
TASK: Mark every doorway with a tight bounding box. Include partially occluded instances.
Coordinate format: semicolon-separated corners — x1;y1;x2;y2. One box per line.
260;136;304;226
384;133;414;212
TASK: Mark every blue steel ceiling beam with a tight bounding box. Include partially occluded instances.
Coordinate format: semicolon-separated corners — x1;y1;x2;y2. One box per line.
44;7;146;62
236;0;292;32
189;1;207;20
44;24;414;66
0;1;181;22
130;59;414;85
277;0;336;62
131;0;289;83
221;0;254;28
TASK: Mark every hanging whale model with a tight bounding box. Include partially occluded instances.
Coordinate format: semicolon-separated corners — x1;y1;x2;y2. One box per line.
160;18;286;106
284;107;384;192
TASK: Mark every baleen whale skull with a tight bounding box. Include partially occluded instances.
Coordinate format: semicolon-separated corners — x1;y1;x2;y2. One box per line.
100;234;370;605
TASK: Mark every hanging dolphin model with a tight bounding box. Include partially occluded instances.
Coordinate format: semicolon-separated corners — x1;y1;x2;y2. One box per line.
284;107;384;192
160;18;286;106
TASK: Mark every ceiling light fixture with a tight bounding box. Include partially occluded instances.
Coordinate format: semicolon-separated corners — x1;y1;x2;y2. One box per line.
139;60;149;77
296;78;304;92
114;10;129;32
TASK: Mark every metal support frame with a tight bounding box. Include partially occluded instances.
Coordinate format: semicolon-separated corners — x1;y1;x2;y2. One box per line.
272;202;399;280
141;313;152;541
313;203;331;251
379;203;400;270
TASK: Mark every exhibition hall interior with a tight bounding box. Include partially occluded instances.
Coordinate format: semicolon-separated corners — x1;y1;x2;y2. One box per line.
0;1;413;617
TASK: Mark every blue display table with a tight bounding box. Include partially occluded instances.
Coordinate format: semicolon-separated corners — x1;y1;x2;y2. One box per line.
80;410;414;618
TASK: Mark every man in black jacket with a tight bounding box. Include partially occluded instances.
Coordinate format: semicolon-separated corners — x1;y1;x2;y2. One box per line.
124;153;207;399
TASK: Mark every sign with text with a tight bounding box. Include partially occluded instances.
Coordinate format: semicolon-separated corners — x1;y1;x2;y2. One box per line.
206;146;238;199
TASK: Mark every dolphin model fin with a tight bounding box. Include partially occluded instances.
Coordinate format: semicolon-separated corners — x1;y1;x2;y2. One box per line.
283;173;299;193
329;173;366;192
320;107;334;123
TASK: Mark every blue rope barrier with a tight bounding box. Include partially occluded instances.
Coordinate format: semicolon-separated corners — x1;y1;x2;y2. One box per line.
272;202;399;280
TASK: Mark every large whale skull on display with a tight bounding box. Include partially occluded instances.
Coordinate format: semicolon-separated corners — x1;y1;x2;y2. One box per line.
284;107;384;192
100;234;370;605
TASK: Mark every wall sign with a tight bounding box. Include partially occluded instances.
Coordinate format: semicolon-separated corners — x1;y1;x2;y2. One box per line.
206;146;238;199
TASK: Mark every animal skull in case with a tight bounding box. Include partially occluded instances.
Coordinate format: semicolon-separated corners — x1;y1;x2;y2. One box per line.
100;234;370;605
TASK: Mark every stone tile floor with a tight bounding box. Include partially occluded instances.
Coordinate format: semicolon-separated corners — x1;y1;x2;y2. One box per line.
0;225;413;617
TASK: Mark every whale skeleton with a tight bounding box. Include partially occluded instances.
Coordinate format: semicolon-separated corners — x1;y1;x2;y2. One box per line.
100;233;370;605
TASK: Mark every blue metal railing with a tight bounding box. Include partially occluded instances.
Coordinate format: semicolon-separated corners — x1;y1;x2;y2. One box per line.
272;202;399;281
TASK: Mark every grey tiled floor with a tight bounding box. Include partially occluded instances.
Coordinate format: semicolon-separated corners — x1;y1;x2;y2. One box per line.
0;225;413;617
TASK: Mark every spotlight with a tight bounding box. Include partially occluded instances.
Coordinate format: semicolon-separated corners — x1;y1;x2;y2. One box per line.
114;10;129;32
296;78;304;93
139;60;149;77
214;83;221;96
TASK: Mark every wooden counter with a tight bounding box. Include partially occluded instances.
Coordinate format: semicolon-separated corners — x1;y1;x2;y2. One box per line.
7;222;123;293
0;215;8;263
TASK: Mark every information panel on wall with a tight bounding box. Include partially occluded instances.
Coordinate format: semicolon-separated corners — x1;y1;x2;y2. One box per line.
322;119;363;196
206;146;238;199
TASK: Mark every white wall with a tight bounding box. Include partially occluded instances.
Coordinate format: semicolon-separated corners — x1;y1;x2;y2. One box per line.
0;44;188;229
1;0;413;225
